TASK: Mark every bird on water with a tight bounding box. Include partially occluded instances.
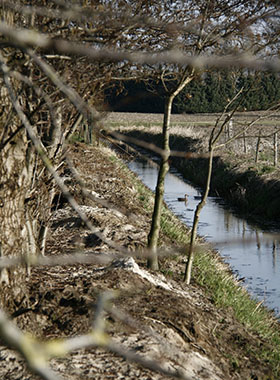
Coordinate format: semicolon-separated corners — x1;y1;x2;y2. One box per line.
177;194;188;204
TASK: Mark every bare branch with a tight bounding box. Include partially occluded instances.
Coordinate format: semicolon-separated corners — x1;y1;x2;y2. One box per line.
0;54;129;256
0;308;62;380
26;49;101;123
0;292;193;380
0;21;280;72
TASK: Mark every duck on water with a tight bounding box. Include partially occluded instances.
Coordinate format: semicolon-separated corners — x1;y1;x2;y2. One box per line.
177;194;188;204
177;194;203;204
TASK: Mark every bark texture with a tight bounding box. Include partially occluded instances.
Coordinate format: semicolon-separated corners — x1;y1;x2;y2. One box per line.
147;96;173;269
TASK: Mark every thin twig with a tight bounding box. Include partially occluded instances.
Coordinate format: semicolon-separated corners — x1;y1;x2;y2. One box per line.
0;21;280;72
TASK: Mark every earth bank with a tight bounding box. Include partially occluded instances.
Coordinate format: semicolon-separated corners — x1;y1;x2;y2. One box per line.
117;128;280;224
1;141;279;379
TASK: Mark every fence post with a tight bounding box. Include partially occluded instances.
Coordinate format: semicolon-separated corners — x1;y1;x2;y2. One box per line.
274;131;278;166
255;131;261;163
243;132;247;153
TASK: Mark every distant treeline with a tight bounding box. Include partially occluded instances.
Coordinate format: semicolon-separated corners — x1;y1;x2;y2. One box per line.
105;71;280;114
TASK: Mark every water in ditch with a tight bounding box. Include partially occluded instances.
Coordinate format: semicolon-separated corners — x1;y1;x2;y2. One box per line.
128;158;280;318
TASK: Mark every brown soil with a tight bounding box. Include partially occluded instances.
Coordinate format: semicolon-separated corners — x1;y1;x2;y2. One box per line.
0;142;276;379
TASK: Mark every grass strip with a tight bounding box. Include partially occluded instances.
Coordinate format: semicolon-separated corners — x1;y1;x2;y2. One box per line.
112;150;280;377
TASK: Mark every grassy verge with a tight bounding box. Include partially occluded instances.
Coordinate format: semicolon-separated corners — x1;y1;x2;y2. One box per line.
196;251;280;374
112;149;280;377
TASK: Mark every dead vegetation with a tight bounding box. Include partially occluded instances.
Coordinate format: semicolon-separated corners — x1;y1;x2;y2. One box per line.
0;141;277;379
108;111;280;222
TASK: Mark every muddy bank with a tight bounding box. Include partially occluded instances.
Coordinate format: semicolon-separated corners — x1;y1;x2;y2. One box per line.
2;142;279;379
119;129;280;225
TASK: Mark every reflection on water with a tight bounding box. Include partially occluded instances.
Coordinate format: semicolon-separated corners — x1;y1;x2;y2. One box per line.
128;159;280;317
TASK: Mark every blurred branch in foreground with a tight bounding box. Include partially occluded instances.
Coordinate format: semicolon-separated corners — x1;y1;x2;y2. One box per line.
0;292;192;380
1;21;280;72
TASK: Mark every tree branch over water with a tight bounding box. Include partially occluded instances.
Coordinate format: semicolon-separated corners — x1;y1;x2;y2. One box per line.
0;1;280;379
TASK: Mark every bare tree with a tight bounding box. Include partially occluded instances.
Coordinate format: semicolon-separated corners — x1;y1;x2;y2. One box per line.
0;1;115;314
184;92;243;284
0;1;280;378
143;0;280;269
184;95;280;284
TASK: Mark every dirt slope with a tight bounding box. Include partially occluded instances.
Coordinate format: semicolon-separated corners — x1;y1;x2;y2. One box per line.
0;142;275;380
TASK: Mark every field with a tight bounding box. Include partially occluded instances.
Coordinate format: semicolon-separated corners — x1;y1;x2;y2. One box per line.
104;111;280;180
105;110;280;127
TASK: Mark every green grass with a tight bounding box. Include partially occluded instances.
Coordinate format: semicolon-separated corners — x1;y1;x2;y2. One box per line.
258;164;276;175
134;173;280;376
165;221;280;376
160;206;190;242
68;133;85;143
109;145;280;377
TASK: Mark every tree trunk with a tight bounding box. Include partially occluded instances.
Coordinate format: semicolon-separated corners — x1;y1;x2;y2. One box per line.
0;87;60;314
147;95;174;269
0;129;35;295
147;72;195;270
184;148;214;284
